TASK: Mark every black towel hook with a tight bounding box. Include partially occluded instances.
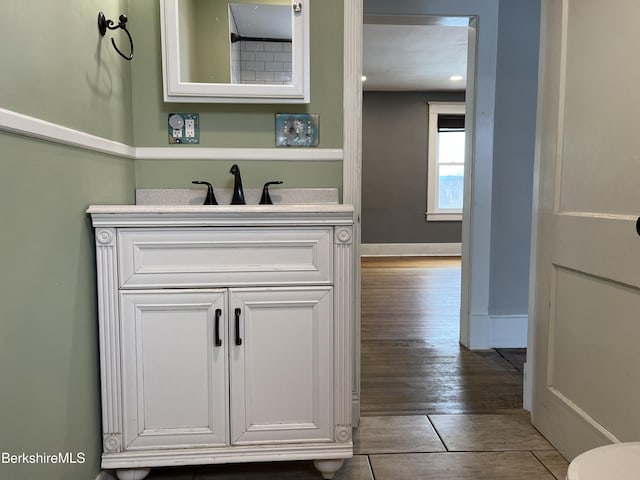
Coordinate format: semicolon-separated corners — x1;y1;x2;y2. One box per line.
98;12;134;61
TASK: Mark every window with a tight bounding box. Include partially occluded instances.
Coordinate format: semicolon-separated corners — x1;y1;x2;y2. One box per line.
427;102;466;221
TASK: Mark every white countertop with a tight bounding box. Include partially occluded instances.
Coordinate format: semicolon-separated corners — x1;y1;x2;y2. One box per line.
87;203;353;214
86;203;354;227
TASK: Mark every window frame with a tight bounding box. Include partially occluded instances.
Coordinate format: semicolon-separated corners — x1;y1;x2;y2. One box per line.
426;101;466;222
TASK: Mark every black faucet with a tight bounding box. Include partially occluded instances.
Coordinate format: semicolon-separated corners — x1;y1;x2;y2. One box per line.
192;180;218;205
259;181;283;205
229;164;246;205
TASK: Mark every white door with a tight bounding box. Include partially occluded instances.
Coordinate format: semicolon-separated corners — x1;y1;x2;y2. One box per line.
532;0;640;460
229;287;334;445
120;290;229;449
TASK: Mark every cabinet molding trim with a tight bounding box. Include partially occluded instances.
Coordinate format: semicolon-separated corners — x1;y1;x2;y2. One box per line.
0;107;343;161
94;228;124;453
334;226;354;434
101;443;353;469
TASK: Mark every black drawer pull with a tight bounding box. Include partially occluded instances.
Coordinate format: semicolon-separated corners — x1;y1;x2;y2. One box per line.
235;308;242;346
214;309;222;347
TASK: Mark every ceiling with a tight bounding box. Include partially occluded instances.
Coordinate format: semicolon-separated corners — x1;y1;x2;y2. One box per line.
227;10;469;91
229;3;291;40
363;17;469;92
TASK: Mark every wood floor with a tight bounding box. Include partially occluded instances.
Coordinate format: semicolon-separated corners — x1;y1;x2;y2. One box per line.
360;256;525;416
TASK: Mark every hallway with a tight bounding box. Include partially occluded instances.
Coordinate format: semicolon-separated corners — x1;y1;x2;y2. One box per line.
353;256;568;479
361;256;524;416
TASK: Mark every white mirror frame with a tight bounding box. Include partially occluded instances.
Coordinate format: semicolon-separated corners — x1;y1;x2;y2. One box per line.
160;0;310;103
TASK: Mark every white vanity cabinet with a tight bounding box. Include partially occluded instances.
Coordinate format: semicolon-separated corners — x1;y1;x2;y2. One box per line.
88;206;354;480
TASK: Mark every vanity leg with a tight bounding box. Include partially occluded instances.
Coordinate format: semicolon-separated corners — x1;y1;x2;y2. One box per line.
116;468;151;480
313;459;344;479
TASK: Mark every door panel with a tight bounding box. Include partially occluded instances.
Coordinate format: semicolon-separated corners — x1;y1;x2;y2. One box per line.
558;1;640;216
532;0;640;460
229;287;334;445
120;290;229;449
549;267;640;441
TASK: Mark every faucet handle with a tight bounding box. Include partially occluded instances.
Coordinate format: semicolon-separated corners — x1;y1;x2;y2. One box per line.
259;181;283;205
192;181;218;205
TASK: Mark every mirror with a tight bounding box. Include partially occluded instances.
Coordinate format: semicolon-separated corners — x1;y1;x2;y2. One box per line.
160;0;310;103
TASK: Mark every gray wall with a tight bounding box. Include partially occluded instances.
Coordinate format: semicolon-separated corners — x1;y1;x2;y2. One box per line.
362;91;464;244
489;0;541;315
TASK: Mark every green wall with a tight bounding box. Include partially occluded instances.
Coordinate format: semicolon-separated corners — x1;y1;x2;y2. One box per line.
0;1;135;479
179;0;200;82
189;0;292;84
130;0;344;191
135;159;343;191
0;134;135;480
0;0;133;144
0;1;344;479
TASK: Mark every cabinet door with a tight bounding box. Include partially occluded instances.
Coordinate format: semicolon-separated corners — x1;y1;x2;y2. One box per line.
229;287;334;444
120;290;229;449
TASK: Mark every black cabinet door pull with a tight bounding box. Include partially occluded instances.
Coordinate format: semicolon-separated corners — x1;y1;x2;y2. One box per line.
214;309;222;347
235;308;243;345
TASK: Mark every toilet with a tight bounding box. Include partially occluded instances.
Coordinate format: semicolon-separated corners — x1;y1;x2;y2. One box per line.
566;442;640;479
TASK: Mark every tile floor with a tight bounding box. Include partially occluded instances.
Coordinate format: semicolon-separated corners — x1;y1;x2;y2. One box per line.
355;414;567;480
146;413;568;480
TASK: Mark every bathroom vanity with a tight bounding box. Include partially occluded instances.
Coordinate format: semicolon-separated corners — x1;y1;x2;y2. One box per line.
87;201;354;479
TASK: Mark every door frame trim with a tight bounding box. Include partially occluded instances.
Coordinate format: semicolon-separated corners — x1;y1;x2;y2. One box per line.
343;0;363;424
344;2;500;349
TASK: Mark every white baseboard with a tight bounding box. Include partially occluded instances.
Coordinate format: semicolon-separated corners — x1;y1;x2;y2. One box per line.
468;314;528;349
360;243;461;257
523;360;532;411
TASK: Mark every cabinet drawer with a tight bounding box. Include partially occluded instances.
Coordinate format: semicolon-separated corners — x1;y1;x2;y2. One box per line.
118;228;333;288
